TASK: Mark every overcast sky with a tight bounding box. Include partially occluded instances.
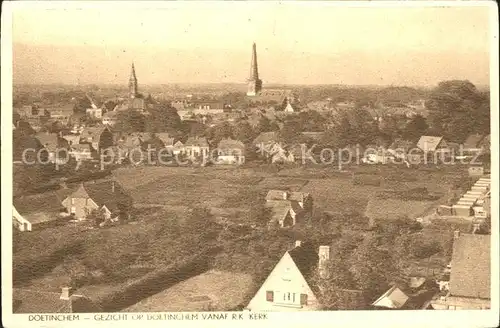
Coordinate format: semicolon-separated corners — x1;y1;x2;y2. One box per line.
11;2;493;86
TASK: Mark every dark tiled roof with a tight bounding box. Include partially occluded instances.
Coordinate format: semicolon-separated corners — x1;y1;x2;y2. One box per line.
14;192;65;217
34;133;69;152
449;234;490;299
218;138;245;151
288;244;319;279
82;180;132;213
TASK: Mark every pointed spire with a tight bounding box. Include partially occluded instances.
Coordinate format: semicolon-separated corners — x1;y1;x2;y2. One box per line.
246;43;262;96
128;62;138;98
249;42;259;80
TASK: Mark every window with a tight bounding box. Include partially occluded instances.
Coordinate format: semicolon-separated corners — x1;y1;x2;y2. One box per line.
70;207;76;214
266;291;274;302
300;293;308;305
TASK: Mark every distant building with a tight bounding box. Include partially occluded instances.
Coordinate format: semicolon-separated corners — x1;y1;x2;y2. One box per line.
34;132;70;164
69;143;94;161
184;137;210;160
265;190;313;227
216;138;245;165
79;126;114;152
430;233;490;309
102;110;118;126
416;136;451;160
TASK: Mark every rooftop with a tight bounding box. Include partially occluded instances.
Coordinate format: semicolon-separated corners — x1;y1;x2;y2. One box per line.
449;234;490;299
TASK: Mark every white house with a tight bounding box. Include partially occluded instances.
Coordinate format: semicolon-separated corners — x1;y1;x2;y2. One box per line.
246;241;322;311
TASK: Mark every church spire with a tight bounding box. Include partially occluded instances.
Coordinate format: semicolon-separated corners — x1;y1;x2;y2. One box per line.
249;42;259;80
128;62;138;98
246;42;262;97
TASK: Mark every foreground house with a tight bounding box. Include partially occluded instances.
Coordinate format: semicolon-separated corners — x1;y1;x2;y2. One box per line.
13;287;101;313
61;180;132;220
430;232;490;309
246;241;321;311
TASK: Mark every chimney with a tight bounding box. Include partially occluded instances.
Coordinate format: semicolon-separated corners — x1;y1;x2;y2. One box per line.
318;246;331;279
454;230;461;240
283;191;288;200
60;287;73;300
295;240;302;248
112;181;115;193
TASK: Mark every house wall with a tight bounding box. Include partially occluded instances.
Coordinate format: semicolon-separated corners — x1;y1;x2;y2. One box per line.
431;296;490;310
246;252;320;312
63;197;99;219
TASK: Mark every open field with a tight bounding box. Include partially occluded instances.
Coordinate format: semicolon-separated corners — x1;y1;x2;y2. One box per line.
114;164;470;220
123;270;253;312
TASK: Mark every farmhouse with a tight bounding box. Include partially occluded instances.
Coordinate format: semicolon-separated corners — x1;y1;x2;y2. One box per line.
265;190;313;227
61;180;132;220
13;287;101;313
13;189;73;231
216;138;245;165
430;233;490;309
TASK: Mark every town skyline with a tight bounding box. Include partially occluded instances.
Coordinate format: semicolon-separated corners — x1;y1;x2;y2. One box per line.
12;4;491;86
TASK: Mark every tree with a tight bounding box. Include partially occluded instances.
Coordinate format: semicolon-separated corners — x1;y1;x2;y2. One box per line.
280;118;302;144
348;234;401;301
87;208;107;228
403;114;429;142
410;237;442;259
114;110;146;132
311;258;358;310
426;80;489;142
73;96;92;114
233;121;256;145
146;103;182;133
246;204;272;227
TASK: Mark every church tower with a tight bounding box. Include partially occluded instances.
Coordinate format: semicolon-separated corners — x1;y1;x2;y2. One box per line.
128;62;138;98
246;43;262;96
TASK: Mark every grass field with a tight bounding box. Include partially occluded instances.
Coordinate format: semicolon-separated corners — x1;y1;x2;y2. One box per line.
113;164;469;220
122;270;253;312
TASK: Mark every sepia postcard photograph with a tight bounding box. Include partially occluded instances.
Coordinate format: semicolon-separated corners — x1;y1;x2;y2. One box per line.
1;1;498;328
